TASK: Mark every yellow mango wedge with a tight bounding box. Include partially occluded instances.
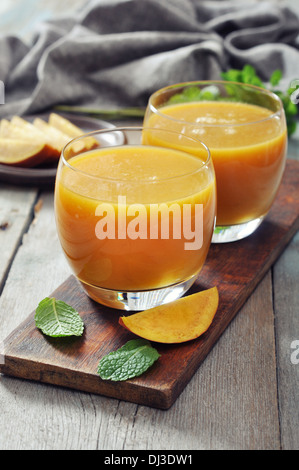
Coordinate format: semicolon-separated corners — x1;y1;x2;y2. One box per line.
33;117;71;151
0;138;53;167
49;113;98;151
49;112;84;138
11;115;60;160
119;286;219;343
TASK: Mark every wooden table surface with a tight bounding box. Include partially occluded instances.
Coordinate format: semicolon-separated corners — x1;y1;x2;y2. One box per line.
0;121;298;451
0;0;299;452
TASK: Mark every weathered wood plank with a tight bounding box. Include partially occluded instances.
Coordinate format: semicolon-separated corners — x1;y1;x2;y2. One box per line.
1;142;299;448
273;231;299;450
121;273;280;450
0;187;282;449
0;191;70;342
274;114;299;450
0;185;38;293
1;160;298;412
0;190;128;450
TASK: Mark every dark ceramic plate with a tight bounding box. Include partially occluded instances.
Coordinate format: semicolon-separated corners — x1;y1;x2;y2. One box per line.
0;112;116;187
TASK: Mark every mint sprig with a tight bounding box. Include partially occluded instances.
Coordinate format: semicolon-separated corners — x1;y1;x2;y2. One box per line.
167;84;220;105
221;65;298;136
35;297;84;337
97;339;160;381
164;65;298;136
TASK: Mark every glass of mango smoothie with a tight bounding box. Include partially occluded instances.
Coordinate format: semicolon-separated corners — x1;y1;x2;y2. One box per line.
54;127;216;310
144;81;287;242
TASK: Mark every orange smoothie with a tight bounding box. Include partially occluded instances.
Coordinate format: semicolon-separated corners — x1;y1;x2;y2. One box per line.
55;145;216;292
145;101;287;225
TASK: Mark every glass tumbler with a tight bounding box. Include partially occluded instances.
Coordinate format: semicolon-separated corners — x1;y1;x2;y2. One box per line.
144;81;287;242
54;127;216;310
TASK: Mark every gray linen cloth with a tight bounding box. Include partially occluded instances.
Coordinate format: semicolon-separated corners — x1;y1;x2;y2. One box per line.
0;0;298;119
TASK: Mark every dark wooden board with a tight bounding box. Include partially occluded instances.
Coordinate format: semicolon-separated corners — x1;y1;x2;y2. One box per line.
1;159;299;409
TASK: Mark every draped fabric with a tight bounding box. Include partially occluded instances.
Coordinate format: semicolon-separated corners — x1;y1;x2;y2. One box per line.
0;0;298;118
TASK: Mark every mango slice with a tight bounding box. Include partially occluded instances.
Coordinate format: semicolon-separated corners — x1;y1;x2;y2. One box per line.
33;117;71;152
0;119;57;163
34;116;98;155
49;112;83;137
11;115;49;139
119;286;219;343
0;138;53;167
49;113;98;151
11;116;60;160
0;114;99;168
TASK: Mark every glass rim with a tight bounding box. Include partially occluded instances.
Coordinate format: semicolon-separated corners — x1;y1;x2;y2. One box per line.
148;80;284;128
61;126;212;184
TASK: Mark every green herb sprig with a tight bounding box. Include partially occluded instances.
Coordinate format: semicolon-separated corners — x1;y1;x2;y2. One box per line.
221;65;298;136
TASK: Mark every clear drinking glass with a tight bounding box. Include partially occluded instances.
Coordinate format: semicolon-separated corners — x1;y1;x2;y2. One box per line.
54;127;216;310
144;81;287;242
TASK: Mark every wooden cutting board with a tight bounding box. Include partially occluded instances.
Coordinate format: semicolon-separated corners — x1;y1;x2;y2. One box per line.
1;159;299;409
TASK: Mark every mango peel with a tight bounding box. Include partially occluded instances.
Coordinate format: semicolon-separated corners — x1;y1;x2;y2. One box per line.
119;286;219;344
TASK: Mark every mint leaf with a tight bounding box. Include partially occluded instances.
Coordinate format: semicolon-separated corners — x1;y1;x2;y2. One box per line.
222;66;263;87
241;64;259;85
35;297;84;337
270;69;282;87
167;86;202;104
167;85;220;105
221;68;242;82
97;339;160;381
222;65;298;136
